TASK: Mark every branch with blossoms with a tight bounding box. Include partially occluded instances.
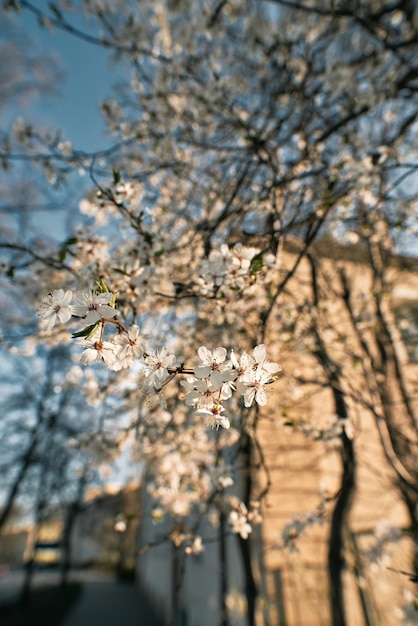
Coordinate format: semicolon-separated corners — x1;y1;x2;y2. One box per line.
37;282;282;430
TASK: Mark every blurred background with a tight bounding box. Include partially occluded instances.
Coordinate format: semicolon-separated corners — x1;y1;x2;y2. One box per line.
0;2;417;626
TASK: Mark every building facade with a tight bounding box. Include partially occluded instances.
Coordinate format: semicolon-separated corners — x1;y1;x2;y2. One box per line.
136;241;418;626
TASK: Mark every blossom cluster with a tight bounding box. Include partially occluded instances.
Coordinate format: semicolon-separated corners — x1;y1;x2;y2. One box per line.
281;497;329;552
363;520;402;569
228;500;262;539
196;242;275;294
299;415;354;447
37;285;282;430
181;344;282;429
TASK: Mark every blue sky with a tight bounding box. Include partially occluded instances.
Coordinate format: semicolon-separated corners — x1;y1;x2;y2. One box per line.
1;4;122;240
16;4;115;152
1;5;141;491
3;3;418;255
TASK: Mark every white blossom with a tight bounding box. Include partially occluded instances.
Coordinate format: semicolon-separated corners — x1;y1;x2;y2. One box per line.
195;403;230;430
131;266;158;293
195;345;228;375
73;291;117;324
185;536;204;555
144;347;176;387
230;348;256;379
180;377;213;407
79;334;118;367
37;289;73;330
231;242;258;270
252;344;282;376
198;245;234;288
113;324;145;367
237;367;272;407
228;505;252;539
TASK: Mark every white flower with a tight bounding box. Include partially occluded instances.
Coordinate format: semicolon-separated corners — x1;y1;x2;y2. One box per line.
252;344;282;376
195;403;230;430
79;334;117;368
210;368;237;400
228;508;252;539
144;347;176;387
230;349;256;379
231;345;281;380
195;345;229;379
237;368;272;407
197;244;260;292
139;382;167;410
37;289;73;330
131;266;157;292
57;140;72;156
248;501;262;525
181;375;234;409
185;536;204;555
198;245;234;288
231;242;258;271
79;198;108;227
73;291;116;324
217;475;234;489
180;377;212;407
114;181;137;203
113;324;145;367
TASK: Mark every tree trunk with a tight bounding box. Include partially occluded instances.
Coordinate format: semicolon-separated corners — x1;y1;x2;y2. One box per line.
328;429;356;626
0;433;38;532
308;254;356;626
399;488;418;582
237;534;257;626
237;431;258;626
60;502;76;587
219;510;229;626
60;471;87;586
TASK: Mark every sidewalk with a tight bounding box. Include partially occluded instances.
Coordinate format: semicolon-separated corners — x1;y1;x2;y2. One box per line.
0;569;165;626
60;577;165;626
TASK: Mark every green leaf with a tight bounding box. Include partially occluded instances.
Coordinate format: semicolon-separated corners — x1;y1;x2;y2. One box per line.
95;279;109;293
143;231;153;245
112;267;129;276
113;169;121;185
58;237;77;263
109;292;118;308
64;236;78;246
250;253;264;274
72;322;100;339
